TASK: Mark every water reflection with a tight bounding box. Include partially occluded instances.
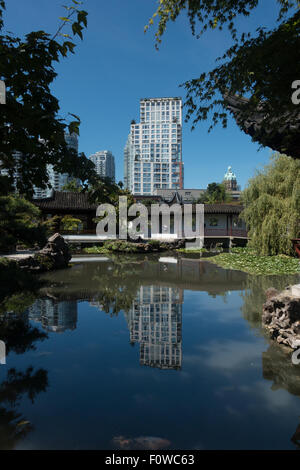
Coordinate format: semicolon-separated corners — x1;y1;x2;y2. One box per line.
28;299;77;333
41;254;248;302
0;254;299;449
0;367;48;450
125;286;183;370
39;255;248;371
0;312;47;355
0;312;48;449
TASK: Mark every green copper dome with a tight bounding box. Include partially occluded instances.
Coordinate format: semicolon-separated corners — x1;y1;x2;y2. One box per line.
224;166;237;181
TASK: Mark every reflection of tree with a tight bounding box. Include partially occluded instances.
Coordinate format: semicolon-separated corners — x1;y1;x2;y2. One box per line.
262;342;300;396
262;341;300;450
0;312;48;355
41;256;152;315
0;291;37;316
241;274;299;329
89;262;142;315
0;278;49;449
42;254;248;308
291;424;300;449
0;261;44;312
240;273;300;449
0;367;48;449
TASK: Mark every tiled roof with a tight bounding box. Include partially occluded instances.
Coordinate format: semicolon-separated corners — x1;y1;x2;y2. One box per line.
34;192;243;215
204;204;243;214
33;191;97;211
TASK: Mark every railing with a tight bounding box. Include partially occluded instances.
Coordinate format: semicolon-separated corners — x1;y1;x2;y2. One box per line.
60;229;96;235
204;228;248;238
61;228;248;238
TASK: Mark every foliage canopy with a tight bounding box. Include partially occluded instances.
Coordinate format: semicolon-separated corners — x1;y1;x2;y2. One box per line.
147;1;300;156
241;153;300;255
0;0;96;196
198;182;232;203
0;195;47;252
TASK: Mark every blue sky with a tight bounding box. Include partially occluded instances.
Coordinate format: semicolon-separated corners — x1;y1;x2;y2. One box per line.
3;0;282;188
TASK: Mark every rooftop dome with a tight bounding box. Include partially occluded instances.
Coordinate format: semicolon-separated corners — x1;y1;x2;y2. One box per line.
224;166;237;181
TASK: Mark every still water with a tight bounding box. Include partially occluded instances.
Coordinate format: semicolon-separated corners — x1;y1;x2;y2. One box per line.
0;253;300;450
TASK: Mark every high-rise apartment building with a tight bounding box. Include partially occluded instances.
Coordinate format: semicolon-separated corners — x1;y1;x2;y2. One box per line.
124;97;184;195
124;134;134;191
33;133;79;199
1;133;79;198
89;150;115;181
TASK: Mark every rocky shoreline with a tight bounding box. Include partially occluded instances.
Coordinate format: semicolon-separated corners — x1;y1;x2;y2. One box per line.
262;285;300;349
1;233;71;273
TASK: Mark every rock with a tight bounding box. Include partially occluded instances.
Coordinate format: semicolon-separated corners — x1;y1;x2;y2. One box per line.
262;286;300;350
291;285;300;298
36;233;71;270
266;287;279;300
15;233;71;272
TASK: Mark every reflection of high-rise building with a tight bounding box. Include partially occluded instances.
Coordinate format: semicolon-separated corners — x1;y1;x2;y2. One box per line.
28;299;78;333
89;301;105;310
125;286;183;370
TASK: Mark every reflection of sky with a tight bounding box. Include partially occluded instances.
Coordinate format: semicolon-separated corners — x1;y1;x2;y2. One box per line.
2;264;299;450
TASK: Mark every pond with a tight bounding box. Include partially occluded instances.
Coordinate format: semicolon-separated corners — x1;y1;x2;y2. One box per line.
0;254;300;450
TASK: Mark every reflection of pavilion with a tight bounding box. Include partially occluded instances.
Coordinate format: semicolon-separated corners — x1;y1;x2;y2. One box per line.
125;286;183;370
28;299;78;333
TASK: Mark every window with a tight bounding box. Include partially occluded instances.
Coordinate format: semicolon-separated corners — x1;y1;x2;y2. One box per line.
233;217;243;228
208;218;219;227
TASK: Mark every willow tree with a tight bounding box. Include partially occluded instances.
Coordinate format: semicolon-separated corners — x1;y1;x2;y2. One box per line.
242;153;300;255
146;1;300;158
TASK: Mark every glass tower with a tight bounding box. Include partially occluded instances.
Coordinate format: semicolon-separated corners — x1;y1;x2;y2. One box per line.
124;97;184;195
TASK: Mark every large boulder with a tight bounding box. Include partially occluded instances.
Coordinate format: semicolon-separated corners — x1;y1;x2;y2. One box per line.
262;285;300;349
35;233;71;270
2;234;71;273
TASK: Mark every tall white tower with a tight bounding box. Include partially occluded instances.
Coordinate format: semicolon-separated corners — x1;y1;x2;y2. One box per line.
124;98;184;195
